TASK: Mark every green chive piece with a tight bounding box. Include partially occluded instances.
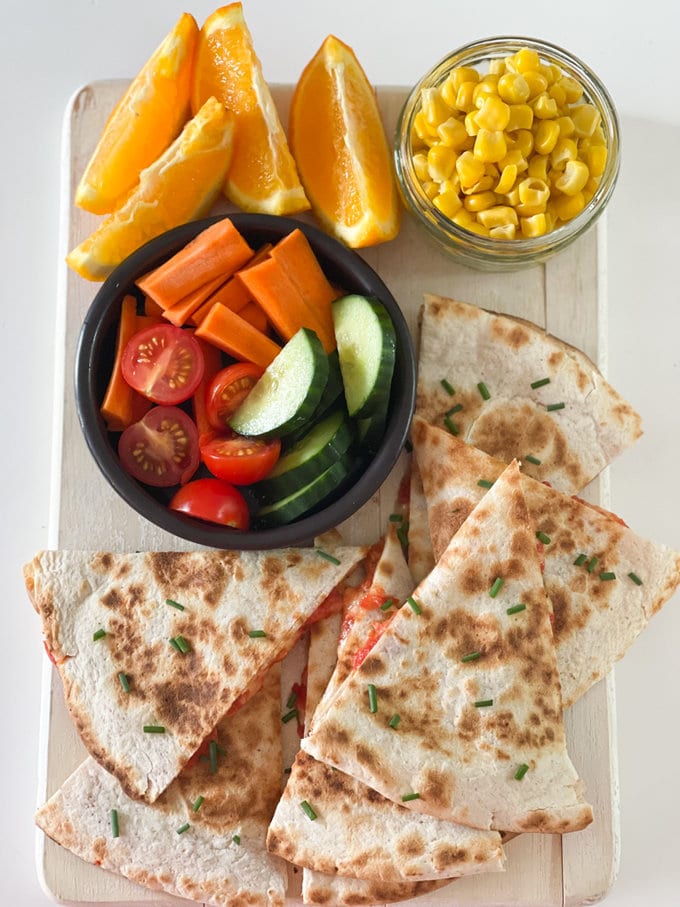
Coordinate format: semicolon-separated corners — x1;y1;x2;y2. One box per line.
209;740;219;774
477;479;494;489
525;454;541;465
389;714;401;729
401;792;420;802
443;415;459;435
174;635;190;654
143;725;165;733
397;521;410;548
461;652;481;663
515;763;530;780
489;577;504;598
110;808;120;838
118;672;130;693
169;637;182;652
248;630;267;638
232;834;241;845
316;549;340;565
286;690;298;709
93;628;106;641
599;572;616;581
380;598;395;611
446;403;463;416
474;699;494;708
586;556;599;573
531;377;551;389
192;796;204;813
506;603;527;615
536;531;551;545
407;596;422;615
546;402;565;412
282;709;299;724
300;800;318;820
628;572;643;586
166;598;185;611
367;684;378;714
440;378;455;395
477;381;491;400
573;553;588;566
176;823;190;835
389;513;403;523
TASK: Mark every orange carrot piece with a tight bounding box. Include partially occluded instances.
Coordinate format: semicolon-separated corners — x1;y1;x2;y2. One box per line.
143;296;165;318
195;303;281;369
162;272;227;326
238;301;269;333
191;337;224;440
136;218;254;309
190;242;275;324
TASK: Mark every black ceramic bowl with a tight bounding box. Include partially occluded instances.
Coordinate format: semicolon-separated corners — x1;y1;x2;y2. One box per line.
75;213;416;550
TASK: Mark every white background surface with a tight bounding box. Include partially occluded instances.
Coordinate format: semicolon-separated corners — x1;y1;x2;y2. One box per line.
2;0;679;904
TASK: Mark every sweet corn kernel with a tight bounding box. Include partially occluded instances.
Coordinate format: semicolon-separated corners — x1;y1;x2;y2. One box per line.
412;151;429;182
464;220;491;237
473;129;508;163
533;92;559;119
571;103;601;138
518;177;550;207
413;110;439;145
497;72;531;104
472;79;498;108
513;129;534;159
583;176;600;203
476;205;519;229
461;175;495;194
505;185;521;207
450;66;480;90
559;76;584;103
551;137;578;170
534;119;561;154
433;190;463;218
427;144;457;182
437;116;469;149
498;148;527;171
523;70;549;98
505;103;534;131
439;76;459;110
513;48;541;73
516;201;547;217
455;82;477;113
489;223;517;240
552;190;586;220
495;163;518;194
527;154;549;181
488;58;507;76
421;180;440;200
589;124;607;147
464;110;481;136
422;88;453;127
548;82;567;108
553;159;590;196
476;95;511;131
520;213;548;237
456;150;486;188
556;115;575;138
463;190;498;212
452;207;475;228
440;175;461;194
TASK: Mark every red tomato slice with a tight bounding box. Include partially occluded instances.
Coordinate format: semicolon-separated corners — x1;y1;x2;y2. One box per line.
206;363;264;430
169;478;250;529
121;323;205;405
200;430;281;485
118;406;200;487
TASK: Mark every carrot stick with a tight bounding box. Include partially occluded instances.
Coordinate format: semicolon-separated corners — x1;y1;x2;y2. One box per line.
136;218;254;309
195;303;281;369
238;301;269;333
143;296;165;318
190;242;275;325
100;296;155;432
191;337;224;440
162;272;227;326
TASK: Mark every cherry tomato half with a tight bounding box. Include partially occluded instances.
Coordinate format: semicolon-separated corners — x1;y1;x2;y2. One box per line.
206;363;264;430
169;478;250;529
200;430;281;485
118;405;200;487
121;323;205;405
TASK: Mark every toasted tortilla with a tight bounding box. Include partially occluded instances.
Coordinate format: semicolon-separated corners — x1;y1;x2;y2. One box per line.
302;463;593;834
25;545;365;803
407;458;435;585
416;295;642;495
35;667;287;907
301;871;450;906
411;416;680;707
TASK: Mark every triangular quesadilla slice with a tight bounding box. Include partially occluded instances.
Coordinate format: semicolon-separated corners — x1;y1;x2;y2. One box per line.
301;870;449;906
35;666;287;907
25;545;366;803
411;416;680;707
302;462;593;834
416;295;642;495
268;527;507;881
406;457;435;585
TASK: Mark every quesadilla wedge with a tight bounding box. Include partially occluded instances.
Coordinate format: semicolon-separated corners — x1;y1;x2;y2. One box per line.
416;295;642;495
302;870;450;906
25;545;366;803
411;416;680;707
35;666;287;907
406;457;435;585
302;462;593;834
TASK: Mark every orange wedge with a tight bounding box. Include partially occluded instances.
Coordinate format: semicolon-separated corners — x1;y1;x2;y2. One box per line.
67;97;235;282
75;13;199;214
289;35;401;248
191;3;309;216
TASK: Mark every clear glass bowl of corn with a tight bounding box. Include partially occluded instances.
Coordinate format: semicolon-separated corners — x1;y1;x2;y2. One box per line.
394;36;620;271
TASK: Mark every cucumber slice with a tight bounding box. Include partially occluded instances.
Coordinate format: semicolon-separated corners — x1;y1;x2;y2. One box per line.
256;452;355;528
282;349;345;448
357;408;387;454
252;410;354;500
229;328;328;439
332;295;396;420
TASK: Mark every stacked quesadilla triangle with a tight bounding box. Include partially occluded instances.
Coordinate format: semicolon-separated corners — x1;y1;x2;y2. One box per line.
302;462;594;834
416;294;642;495
36;666;287;907
410;416;680;707
268;526;507;891
25;545;366;803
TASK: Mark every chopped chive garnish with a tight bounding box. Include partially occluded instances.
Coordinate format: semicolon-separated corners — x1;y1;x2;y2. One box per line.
367;684;378;714
599;572;616;581
248;629;267;638
176;823;190;835
389;714;401;729
300;800;318;820
166;598;185;611
118;672;130;693
477;479;494;489
506;603;527;615
192;796;204;813
282;709;299;724
209;739;219;774
477;381;491;400
440;378;455;395
474;699;494;708
531;377;551;389
586;556;599;573
515;763;530;780
536;531;551;545
546;402;565;412
443;415;459;435
525;454;541;465
174;635;190;654
389;512;403;522
397;521;410;548
93;628;106;641
489;577;504;598
316;549;340;565
286;690;298;709
143;725;165;734
628;572;643;586
402;792;420;802
573;553;588;566
446;403;463;416
169;637;182;652
110;808;119;838
461;651;481;663
380;598;395;611
407;596;422;615
232;834;241;845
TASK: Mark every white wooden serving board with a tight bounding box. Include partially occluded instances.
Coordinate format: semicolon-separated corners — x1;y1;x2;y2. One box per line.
38;80;618;907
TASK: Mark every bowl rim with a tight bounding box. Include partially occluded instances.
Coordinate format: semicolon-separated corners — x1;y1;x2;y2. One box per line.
74;212;416;550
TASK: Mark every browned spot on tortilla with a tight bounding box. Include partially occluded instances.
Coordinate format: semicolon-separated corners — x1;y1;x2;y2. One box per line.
359;653;385;676
147;552;229;608
396;831;426;858
432;843;470;871
355;742;380;771
421;767;454;811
